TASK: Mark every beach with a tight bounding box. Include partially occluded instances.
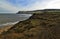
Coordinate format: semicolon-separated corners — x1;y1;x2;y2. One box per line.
0;21;19;34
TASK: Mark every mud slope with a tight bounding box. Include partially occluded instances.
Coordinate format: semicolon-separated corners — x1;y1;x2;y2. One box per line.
0;12;60;39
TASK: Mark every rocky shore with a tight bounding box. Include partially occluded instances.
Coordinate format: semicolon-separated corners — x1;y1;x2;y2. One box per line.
0;12;60;39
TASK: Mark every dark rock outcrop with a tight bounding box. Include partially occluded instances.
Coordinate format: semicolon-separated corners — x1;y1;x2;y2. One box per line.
0;12;60;39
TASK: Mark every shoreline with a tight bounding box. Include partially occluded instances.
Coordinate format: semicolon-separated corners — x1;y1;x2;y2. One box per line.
0;21;19;34
0;25;13;34
0;21;19;27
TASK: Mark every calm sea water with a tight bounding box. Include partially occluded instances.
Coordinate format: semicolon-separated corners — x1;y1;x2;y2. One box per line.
0;14;32;26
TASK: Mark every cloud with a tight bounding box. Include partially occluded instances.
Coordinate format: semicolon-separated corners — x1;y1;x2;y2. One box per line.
0;8;12;13
0;0;60;13
0;0;51;13
23;0;52;10
0;1;21;13
46;0;60;9
0;0;37;13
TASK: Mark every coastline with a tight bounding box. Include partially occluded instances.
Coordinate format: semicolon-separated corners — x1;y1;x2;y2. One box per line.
0;25;13;34
0;21;19;27
0;17;31;34
0;21;19;34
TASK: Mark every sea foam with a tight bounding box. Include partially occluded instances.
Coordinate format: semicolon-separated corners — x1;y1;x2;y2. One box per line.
0;21;19;26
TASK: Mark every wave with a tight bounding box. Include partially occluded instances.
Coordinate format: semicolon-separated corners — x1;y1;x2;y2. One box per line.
0;21;19;26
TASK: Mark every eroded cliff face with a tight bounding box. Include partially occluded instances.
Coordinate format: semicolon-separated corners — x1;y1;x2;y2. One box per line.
0;13;60;39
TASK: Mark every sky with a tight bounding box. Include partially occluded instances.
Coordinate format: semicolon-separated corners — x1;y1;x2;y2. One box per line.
0;0;60;13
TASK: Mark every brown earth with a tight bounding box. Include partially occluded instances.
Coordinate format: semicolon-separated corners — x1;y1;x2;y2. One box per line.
0;25;14;34
0;12;60;39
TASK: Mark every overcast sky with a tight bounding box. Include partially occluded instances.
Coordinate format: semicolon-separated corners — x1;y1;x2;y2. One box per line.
0;0;60;13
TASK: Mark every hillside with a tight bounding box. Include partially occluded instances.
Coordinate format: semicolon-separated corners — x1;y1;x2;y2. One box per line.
0;12;60;39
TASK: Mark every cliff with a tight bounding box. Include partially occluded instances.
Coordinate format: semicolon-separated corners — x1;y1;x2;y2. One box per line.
17;9;60;14
0;12;60;39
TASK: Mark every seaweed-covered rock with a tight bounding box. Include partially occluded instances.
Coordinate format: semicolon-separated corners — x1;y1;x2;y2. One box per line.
0;12;60;39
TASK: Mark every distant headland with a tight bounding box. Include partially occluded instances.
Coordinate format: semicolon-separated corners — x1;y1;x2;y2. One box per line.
17;9;60;14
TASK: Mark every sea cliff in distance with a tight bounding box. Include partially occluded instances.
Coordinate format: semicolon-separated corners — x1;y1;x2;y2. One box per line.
17;9;60;14
0;9;60;39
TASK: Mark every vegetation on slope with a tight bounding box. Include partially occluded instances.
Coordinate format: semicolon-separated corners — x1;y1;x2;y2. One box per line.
0;12;60;39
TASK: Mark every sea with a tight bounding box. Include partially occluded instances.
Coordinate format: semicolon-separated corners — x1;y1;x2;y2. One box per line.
0;14;32;26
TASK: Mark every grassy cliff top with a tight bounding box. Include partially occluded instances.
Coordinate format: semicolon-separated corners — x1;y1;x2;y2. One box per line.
0;12;60;39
